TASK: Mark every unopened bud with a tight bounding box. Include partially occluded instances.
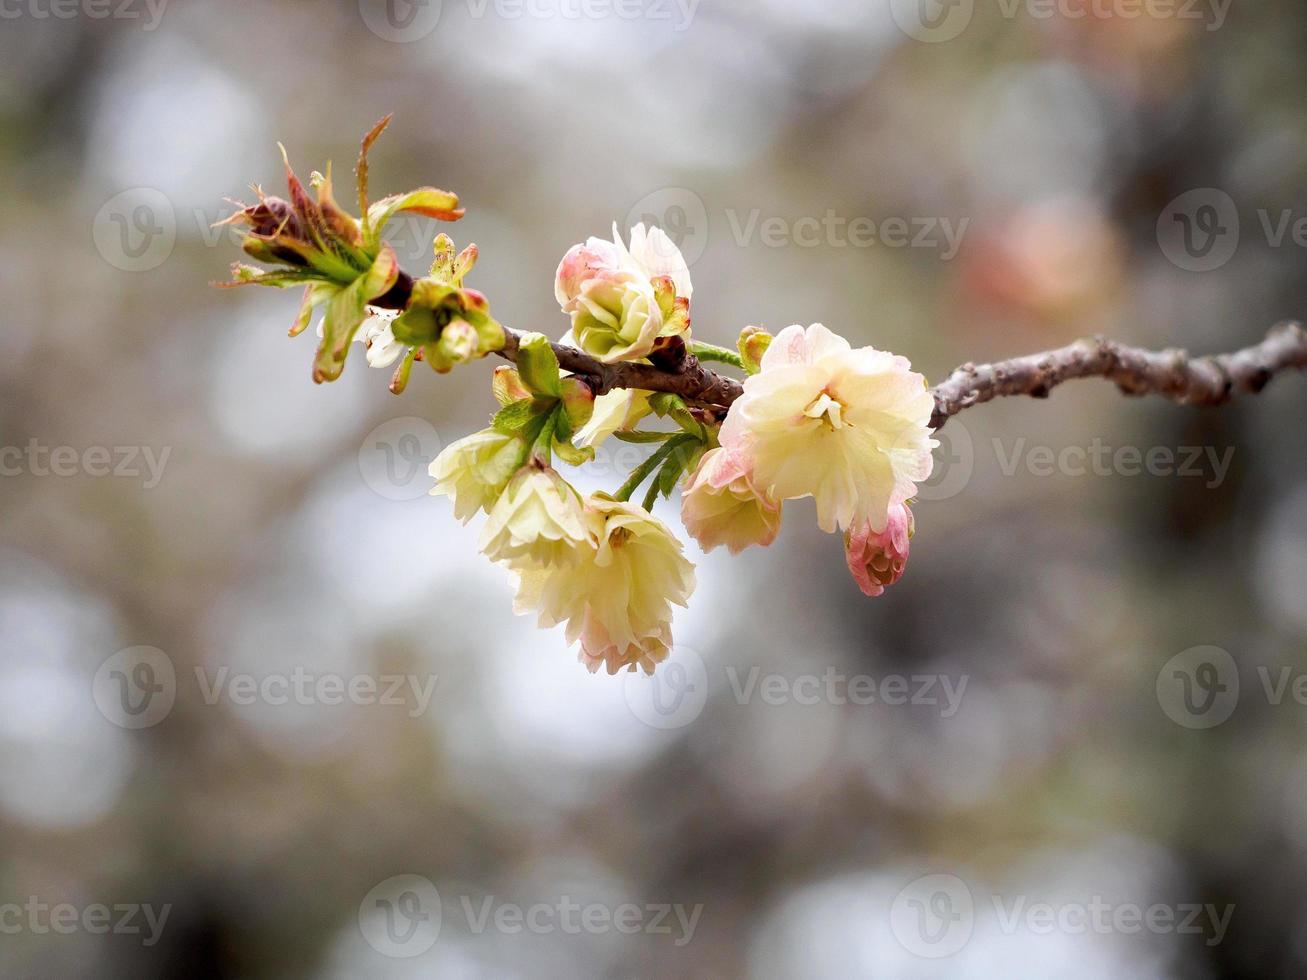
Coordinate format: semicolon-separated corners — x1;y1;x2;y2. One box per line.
844;503;914;598
560;377;596;431
738;326;772;375
493;366;531;406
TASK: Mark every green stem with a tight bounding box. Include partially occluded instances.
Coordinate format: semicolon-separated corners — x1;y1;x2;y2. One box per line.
690;341;745;369
613;429;677;444
615;436;689;502
528;412;557;467
641;477;664;512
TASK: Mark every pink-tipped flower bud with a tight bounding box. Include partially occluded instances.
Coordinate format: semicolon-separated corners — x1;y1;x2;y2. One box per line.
844;502;914;598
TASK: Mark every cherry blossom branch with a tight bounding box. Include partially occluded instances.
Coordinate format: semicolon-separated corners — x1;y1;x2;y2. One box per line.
373;270;746;409
379;273;1307;428
927;320;1307;429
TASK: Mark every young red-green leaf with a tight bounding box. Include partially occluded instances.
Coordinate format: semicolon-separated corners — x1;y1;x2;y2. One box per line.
312;244;398;383
366;189;464;250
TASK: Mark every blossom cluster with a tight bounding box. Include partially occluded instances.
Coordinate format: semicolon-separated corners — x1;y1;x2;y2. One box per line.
222;123;937;675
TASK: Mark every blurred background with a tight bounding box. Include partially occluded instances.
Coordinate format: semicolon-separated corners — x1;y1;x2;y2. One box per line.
2;0;1306;976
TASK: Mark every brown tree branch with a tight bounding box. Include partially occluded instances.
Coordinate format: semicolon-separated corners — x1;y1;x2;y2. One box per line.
927;320;1307;429
377;273;1307;429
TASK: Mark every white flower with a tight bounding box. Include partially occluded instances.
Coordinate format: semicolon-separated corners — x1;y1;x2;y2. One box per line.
479;466;591;567
429;429;524;522
573;388;653;448
511;496;696;675
361;309;407;367
315;307;407;368
623;222;693;301
553;223;692;363
719;323;936;534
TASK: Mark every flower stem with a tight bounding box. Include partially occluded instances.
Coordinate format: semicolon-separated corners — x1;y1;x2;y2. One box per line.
689;341;745;369
529;412;557;467
615;435;691;502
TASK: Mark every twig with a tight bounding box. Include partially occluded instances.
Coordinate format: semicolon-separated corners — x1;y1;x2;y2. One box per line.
374;273;1307;428
928;321;1307;429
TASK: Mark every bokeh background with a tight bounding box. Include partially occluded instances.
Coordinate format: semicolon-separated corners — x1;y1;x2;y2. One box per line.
3;0;1307;976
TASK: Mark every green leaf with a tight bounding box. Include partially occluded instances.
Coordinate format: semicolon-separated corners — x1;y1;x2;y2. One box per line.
648;392;685;417
492;397;552;435
224;264;332;290
311;244;398;383
290;281;337;337
553;438;595;467
365;188;464;249
613;430;676;444
551;402;574;443
515;333;563;398
656;444;689;498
